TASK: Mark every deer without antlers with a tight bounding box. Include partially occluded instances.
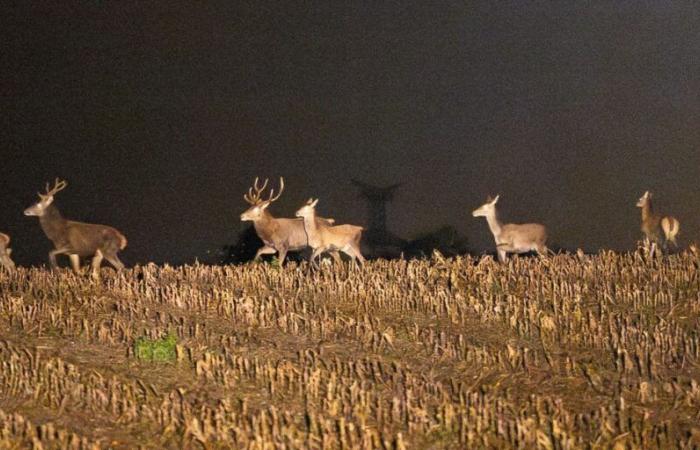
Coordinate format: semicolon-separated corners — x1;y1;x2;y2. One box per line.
240;177;339;265
0;232;15;271
24;178;127;278
295;198;365;266
636;191;679;258
472;195;550;263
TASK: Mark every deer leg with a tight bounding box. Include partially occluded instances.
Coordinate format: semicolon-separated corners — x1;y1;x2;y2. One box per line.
497;249;507;263
49;248;70;270
68;254;81;274
277;248;288;266
91;250;104;279
340;247;355;264
649;241;657;259
310;248;324;268
104;253;125;270
330;251;342;265
254;246;276;261
348;245;365;265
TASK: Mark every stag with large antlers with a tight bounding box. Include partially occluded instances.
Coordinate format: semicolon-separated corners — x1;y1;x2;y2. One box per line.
295;198;365;266
240;177;339;265
0;232;15;271
636;191;679;258
24;178;127;278
472;195;550;263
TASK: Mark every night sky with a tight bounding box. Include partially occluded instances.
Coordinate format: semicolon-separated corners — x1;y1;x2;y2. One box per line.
2;2;700;266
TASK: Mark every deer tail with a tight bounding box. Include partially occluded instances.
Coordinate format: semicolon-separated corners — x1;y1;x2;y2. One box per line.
117;232;128;250
661;216;680;245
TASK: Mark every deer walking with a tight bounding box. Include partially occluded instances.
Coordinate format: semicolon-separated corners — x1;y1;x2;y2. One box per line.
472;195;549;263
636;191;679;258
0;232;15;271
240;177;339;265
24;179;127;278
295;198;365;266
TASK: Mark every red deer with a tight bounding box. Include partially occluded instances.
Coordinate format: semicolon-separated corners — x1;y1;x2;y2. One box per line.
636;191;679;258
240;177;339;265
0;232;15;271
472;195;549;263
295;198;365;266
24;178;127;278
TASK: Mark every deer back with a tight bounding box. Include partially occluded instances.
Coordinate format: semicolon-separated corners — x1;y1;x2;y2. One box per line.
501;223;547;246
318;223;363;248
64;220;127;256
262;217;309;250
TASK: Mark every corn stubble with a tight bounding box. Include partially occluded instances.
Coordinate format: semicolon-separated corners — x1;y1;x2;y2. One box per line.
0;253;699;449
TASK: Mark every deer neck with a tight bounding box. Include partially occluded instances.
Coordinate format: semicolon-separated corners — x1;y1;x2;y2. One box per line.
484;209;503;240
252;210;276;241
39;204;68;243
301;212;320;240
641;201;654;224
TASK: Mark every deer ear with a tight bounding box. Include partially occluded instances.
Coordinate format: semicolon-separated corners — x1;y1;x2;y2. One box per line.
311;199;319;207
492;195;500;204
260;201;271;210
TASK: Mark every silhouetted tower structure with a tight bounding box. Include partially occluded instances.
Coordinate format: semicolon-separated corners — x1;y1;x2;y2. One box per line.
352;179;405;257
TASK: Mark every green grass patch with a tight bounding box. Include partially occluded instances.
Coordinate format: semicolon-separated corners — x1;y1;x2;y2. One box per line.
134;334;177;362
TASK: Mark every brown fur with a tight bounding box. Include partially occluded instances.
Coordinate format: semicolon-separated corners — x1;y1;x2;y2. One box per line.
637;191;679;254
25;180;126;277
0;232;15;271
240;177;338;265
296;199;365;266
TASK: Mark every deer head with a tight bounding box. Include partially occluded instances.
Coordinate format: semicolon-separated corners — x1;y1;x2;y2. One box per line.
24;178;68;217
472;195;499;217
240;177;284;221
295;198;319;219
636;191;652;208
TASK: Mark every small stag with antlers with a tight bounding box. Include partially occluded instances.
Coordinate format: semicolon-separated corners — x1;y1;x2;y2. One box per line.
240;177;339;265
295;198;365;266
636;191;679;258
24;179;127;278
0;232;15;271
472;195;550;263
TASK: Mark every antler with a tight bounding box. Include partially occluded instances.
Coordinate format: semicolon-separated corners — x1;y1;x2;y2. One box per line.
243;177;269;205
266;177;284;203
243;177;285;205
39;178;68;199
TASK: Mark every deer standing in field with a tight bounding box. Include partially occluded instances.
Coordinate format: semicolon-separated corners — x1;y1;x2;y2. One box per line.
472;195;550;263
240;177;339;265
24;178;127;278
0;232;15;271
295;198;365;266
636;191;679;258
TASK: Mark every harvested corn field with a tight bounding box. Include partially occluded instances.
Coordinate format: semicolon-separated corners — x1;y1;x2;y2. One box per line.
1;253;700;449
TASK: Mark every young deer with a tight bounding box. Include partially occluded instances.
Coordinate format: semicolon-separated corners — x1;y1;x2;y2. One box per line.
295;198;365;266
24;179;127;278
636;191;679;258
472;195;549;263
0;232;15;271
240;177;339;265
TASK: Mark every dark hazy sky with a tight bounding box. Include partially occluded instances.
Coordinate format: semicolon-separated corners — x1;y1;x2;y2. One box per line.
2;2;699;265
